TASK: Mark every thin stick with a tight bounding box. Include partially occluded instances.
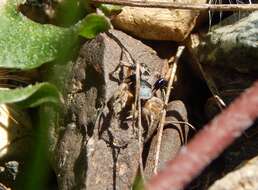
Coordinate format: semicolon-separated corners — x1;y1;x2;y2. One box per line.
187;36;225;109
124;46;145;182
213;94;226;110
166;120;196;131
1;106;20;125
135;62;146;183
153;46;185;174
146;80;258;190
92;0;258;12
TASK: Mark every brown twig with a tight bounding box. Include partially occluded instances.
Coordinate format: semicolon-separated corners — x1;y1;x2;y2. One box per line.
146;80;258;190
135;62;146;183
92;0;258;11
186;35;225;110
124;48;145;182
153;46;185;174
0;105;19;125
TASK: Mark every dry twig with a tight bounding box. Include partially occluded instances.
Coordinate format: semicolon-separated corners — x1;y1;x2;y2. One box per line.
153;46;185;174
92;0;258;12
124;48;145;182
135;62;146;183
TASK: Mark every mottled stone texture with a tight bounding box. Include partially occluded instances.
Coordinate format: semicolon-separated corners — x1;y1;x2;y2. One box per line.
112;0;206;41
54;29;167;190
188;12;258;118
198;11;258;73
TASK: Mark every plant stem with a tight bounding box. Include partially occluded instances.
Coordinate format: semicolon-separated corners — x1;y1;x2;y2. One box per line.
92;0;258;11
136;62;145;183
153;46;185;174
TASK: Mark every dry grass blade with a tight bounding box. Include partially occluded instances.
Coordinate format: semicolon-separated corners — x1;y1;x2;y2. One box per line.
123;48;145;182
135;62;145;183
92;0;258;11
153;45;185;174
0;106;19;125
186;35;226;110
166;120;196;131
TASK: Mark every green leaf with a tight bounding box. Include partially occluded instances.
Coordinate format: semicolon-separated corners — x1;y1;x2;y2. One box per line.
132;175;144;190
98;4;122;17
0;83;62;108
0;0;78;69
78;13;110;39
54;0;87;26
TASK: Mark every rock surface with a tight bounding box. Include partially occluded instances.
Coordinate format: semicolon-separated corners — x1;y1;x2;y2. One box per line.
112;0;206;41
184;12;258;189
54;29;170;190
197;11;258;73
208;156;258;190
187;12;258;118
144;100;189;179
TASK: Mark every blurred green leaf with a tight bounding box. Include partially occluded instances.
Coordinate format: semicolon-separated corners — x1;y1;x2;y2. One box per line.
0;1;111;190
79;13;110;39
0;0;111;69
98;4;122;16
0;83;61;108
132;175;144;190
54;0;87;26
20;104;58;190
0;0;78;69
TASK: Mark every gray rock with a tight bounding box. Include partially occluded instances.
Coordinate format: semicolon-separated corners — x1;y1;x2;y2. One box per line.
188;12;258;118
198;11;258;73
0;161;19;188
54;29;166;190
144;100;189;179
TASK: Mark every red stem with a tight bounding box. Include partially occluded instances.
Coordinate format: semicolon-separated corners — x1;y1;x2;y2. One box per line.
146;80;258;190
